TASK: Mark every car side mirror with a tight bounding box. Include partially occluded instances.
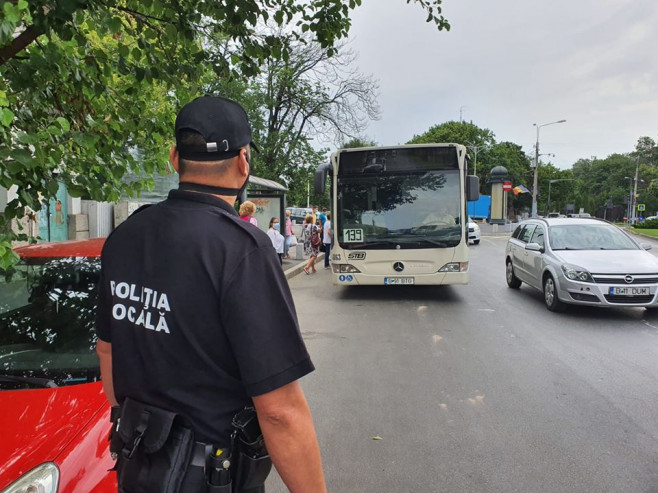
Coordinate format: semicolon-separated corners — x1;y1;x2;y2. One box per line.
641;243;652;251
525;242;544;253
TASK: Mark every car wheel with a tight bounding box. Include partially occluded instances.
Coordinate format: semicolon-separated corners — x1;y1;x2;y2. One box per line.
474;239;480;245
543;274;566;312
506;260;521;289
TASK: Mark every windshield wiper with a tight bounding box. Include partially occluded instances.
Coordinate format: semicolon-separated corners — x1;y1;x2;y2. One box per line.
0;374;58;388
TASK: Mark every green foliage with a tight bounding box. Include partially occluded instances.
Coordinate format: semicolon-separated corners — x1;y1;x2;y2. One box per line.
406;120;495;148
341;137;378;148
634;219;658;229
0;0;449;267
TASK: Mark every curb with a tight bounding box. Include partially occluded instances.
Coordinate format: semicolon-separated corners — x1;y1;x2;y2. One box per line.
284;253;325;280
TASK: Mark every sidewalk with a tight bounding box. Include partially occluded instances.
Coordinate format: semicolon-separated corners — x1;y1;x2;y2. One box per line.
282;251;325;279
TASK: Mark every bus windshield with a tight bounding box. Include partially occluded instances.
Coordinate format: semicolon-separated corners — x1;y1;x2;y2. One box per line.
337;169;462;249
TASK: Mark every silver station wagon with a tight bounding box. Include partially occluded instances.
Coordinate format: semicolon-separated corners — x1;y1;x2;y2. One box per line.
505;218;658;311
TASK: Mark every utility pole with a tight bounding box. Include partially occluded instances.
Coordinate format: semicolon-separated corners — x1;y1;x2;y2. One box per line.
632;157;640;223
531;119;566;217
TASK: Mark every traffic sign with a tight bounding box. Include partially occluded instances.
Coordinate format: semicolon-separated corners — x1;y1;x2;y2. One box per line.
638;204;646;211
502;181;512;192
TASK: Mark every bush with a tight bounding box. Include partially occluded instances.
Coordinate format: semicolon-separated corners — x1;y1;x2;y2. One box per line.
634;218;658;229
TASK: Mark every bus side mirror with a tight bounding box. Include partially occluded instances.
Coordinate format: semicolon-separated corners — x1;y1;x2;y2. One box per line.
314;163;331;195
466;175;480;202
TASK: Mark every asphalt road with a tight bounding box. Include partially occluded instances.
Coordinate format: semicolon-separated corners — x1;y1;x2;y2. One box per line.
266;235;658;493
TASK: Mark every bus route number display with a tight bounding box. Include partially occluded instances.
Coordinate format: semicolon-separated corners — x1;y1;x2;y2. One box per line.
343;228;364;243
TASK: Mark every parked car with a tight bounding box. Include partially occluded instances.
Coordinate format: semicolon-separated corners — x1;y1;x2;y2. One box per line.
505;218;658;312
0;238;116;492
566;213;591;218
286;207;312;224
467;216;480;245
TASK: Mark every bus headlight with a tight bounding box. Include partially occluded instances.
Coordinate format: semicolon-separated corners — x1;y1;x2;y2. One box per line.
334;264;361;273
439;262;468;273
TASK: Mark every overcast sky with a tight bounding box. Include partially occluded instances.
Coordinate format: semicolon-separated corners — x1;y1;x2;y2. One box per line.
346;0;658;169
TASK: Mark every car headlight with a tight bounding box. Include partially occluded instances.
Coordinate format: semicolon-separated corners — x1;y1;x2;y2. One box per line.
439;262;468;273
561;264;594;282
473;224;480;231
2;463;59;493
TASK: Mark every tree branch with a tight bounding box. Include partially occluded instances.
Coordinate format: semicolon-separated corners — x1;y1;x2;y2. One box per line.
0;25;41;66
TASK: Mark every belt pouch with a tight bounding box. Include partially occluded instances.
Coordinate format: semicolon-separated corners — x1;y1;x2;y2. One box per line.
116;398;194;493
234;449;272;490
231;408;272;490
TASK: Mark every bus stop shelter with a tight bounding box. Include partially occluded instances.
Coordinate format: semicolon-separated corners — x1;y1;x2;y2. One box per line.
242;176;288;234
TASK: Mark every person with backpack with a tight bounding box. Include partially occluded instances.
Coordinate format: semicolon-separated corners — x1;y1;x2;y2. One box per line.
303;214;320;274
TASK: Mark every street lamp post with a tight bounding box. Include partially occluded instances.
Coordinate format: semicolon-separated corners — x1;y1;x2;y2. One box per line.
466;142;489;177
532;119;566;217
547;178;573;213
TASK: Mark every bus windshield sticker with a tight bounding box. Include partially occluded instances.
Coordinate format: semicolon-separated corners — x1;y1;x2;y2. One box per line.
343;228;364;243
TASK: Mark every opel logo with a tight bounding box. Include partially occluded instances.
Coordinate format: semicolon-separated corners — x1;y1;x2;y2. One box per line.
624;275;634;284
393;262;405;273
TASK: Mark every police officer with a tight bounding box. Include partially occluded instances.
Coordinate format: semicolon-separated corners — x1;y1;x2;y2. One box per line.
96;95;326;492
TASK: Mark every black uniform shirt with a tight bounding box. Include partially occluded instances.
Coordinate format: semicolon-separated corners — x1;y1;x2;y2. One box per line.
96;187;314;445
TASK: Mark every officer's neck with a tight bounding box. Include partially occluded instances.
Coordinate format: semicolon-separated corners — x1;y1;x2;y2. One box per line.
178;181;239;206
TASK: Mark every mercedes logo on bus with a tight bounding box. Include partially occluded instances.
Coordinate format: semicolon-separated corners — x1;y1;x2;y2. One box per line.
393;262;405;272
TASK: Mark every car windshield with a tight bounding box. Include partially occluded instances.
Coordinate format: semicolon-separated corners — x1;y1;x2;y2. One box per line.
0;256;101;389
549;224;639;251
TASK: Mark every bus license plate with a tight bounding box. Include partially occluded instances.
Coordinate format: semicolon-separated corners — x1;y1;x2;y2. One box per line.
609;287;649;296
385;277;415;285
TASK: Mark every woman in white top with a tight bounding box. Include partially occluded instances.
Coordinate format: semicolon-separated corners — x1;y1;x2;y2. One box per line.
267;216;285;264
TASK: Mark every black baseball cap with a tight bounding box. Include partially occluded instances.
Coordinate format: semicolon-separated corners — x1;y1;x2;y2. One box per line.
175;95;258;161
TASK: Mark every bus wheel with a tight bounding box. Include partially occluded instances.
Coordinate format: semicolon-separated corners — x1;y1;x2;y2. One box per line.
506;260;521;289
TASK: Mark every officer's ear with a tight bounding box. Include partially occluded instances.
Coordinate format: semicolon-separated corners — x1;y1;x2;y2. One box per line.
238;148;250;177
169;146;180;173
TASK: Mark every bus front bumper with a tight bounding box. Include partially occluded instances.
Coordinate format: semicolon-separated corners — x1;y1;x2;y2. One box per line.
331;271;469;286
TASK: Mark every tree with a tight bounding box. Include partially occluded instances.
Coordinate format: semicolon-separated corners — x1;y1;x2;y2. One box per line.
406;120;495;148
635;136;658;166
0;0;450;267
341;137;378;148
207;36;380;208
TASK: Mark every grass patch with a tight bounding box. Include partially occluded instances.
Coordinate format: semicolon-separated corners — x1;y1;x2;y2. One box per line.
629;228;658;238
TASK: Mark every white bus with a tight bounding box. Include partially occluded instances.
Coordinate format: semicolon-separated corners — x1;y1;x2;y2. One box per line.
314;144;479;286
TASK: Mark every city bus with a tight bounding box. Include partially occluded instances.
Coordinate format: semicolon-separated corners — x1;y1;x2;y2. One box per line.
314;144;479;286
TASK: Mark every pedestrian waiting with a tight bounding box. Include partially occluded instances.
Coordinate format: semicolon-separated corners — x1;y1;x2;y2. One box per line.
267;216;285;264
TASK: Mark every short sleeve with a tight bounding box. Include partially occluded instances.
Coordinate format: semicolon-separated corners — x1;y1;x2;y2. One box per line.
221;246;314;396
95;261;113;343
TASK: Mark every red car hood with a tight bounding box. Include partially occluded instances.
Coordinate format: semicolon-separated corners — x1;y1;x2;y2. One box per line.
0;381;108;488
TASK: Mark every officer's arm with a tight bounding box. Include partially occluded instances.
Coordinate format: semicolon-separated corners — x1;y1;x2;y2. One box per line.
252;380;326;493
96;340;118;407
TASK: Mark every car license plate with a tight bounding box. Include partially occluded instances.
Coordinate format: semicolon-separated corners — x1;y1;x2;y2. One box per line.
385;277;415;285
609;287;650;296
